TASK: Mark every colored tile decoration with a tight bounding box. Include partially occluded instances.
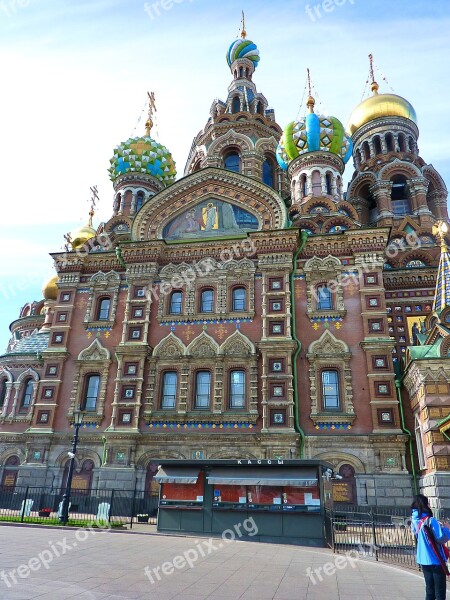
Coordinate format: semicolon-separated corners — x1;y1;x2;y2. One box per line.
309;316;343;324
276;113;353;171
70;422;100;429
147;422;254;429
86;326;113;332
294;274;305;280
109;136;176;184
315;423;352;430
161;317;253;327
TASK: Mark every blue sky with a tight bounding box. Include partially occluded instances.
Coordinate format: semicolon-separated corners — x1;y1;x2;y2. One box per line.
0;0;449;349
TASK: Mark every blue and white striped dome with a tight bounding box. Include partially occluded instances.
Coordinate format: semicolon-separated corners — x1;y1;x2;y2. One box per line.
226;38;260;69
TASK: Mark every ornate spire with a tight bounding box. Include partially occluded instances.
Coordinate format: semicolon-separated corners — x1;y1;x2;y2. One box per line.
306;68;315;113
240;10;246;39
145;91;156;136
368;53;379;95
432;221;450;315
88;185;99;227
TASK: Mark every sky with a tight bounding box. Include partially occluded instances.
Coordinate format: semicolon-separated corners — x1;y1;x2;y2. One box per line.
0;0;449;349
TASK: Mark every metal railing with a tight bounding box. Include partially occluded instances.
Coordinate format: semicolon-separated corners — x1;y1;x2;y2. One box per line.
325;505;450;570
0;486;159;527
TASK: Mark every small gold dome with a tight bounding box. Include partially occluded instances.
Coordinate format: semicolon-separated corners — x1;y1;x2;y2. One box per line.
42;275;58;301
348;89;417;135
70;224;96;249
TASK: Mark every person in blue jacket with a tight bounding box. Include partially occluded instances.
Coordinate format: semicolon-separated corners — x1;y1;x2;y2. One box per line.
411;494;450;600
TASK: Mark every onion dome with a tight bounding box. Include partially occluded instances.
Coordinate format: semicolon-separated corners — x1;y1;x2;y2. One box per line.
276;97;353;170
348;81;417;135
42;275;58;301
226;38;260;69
70;224;96;249
108;135;176;184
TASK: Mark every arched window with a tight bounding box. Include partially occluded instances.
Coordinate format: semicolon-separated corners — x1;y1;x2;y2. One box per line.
169;291;183;314
301;175;307;197
325;173;332;195
96;297;111;321
200;289;214;313
0;379;7;407
317;285;332;310
391;175;411;215
374;136;382;155
229;370;245;408
21;378;33;408
311;170;321;195
256;101;264;115
363;141;370;161
386;133;394;152
82;374;100;411
224;151;241;173
135;191;144;212
195;371;211;408
161;371;177;409
232;97;240;113
322;370;340;410
232;287;246;311
415;415;426;469
262;157;275;188
398;133;406;152
408;137;415;152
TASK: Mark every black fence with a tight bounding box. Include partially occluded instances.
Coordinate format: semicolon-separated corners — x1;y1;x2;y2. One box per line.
325;505;450;571
0;486;159;527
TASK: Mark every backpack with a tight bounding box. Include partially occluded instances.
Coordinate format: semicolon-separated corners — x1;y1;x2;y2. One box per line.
418;516;450;574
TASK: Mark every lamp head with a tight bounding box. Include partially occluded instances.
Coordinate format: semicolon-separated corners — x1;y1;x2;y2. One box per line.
73;408;84;426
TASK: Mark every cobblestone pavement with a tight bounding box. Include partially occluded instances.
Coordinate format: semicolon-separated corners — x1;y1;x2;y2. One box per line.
0;525;430;599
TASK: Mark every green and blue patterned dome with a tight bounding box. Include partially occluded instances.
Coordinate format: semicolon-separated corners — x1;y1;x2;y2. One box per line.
276;99;353;170
226;37;260;69
108;135;176;184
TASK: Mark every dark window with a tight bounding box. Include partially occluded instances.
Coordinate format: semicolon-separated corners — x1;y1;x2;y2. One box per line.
161;372;177;409
200;289;214;313
21;379;33;408
224;152;241;173
232;97;240;113
230;370;245;408
135;191;144;212
363;142;370;161
239;67;243;78
82;374;100;411
0;380;7;407
322;370;340;410
326;173;332;195
262;159;274;188
169;291;183;314
256;101;264;115
374;136;382;154
232;287;246;311
391;176;411;215
398;134;406;152
195;371;211;409
301;175;307;197
317;285;332;310
386;133;394;152
97;298;111;321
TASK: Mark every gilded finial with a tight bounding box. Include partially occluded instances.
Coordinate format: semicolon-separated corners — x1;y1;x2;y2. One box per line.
88;185;99;228
240;10;246;39
145;91;156;135
369;53;379;94
432;220;449;252
306;68;315;113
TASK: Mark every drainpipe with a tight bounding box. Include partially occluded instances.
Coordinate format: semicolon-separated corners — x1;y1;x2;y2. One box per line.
395;377;418;494
290;230;309;458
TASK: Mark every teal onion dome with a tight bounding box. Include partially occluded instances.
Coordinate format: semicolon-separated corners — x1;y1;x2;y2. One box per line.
226;38;260;68
276;109;353;171
108;135;176;184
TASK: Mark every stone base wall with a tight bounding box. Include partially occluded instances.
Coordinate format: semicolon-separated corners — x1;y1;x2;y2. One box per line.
420;472;450;510
355;474;414;506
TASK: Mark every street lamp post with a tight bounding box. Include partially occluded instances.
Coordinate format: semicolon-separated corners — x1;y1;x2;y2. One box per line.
59;409;84;524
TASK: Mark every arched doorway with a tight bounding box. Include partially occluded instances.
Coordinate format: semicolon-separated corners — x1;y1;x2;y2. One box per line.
1;455;19;490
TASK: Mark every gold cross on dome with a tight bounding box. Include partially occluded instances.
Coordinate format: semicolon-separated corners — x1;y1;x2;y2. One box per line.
131;139;151;155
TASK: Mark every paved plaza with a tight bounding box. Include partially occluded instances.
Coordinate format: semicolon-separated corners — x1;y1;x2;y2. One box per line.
0;524;431;599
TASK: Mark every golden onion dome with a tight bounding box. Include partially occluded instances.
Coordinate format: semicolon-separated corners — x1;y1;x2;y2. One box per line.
348;82;417;135
42;275;58;301
70;224;96;249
